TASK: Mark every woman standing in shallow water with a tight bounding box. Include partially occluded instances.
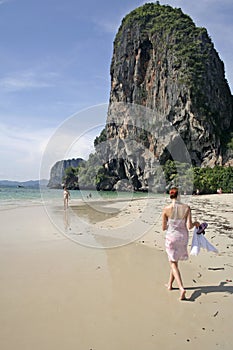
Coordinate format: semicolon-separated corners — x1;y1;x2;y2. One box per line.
63;186;71;210
162;187;199;300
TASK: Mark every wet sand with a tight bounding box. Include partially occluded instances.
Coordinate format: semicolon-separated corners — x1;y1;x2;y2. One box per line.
0;194;232;349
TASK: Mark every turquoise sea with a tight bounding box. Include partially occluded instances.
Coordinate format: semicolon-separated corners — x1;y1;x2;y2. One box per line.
0;186;44;209
0;186;152;210
0;186;168;248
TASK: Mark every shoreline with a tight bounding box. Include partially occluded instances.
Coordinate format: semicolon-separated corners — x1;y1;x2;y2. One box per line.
0;194;232;349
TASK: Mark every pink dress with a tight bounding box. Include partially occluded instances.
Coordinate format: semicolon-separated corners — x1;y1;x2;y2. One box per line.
165;203;189;262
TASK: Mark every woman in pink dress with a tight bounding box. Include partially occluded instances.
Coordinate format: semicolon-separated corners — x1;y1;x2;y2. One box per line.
162;187;199;300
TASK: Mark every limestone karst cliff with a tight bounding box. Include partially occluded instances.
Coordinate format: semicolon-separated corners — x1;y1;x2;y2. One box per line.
47;158;84;189
93;2;233;191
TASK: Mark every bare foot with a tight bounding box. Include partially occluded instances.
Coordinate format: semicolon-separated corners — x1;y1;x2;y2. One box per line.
165;284;173;290
180;289;186;300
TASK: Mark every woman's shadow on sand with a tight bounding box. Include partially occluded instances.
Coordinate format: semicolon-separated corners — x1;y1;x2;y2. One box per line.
185;281;233;302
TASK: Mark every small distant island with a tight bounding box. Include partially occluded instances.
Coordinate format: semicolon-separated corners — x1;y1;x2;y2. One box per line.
47;158;84;189
0;179;48;188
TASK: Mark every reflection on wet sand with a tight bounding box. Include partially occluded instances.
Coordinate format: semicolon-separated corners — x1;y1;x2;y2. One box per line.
59;196;165;248
71;204;120;224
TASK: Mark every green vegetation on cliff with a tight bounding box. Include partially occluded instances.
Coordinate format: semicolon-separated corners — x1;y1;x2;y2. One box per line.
115;2;216;101
62;166;80;190
63;158;233;194
94;127;107;147
163;160;233;194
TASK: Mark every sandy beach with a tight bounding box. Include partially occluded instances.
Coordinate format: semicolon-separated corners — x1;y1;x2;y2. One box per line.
0;193;233;349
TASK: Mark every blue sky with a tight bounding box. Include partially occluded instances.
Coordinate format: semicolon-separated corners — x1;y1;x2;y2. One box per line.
0;0;232;181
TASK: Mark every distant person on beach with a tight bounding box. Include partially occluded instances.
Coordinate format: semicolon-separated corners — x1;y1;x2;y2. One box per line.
162;187;199;300
63;186;70;210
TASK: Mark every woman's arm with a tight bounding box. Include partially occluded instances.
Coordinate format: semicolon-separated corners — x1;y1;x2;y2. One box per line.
162;208;168;231
186;206;199;230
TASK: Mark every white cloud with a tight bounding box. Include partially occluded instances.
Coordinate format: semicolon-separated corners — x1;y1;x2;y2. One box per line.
0;119;103;181
0;123;54;180
65;130;98;160
39;105;107;181
0;103;108;181
0;70;58;92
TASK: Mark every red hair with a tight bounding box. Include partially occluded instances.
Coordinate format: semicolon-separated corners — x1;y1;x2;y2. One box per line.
169;187;178;199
